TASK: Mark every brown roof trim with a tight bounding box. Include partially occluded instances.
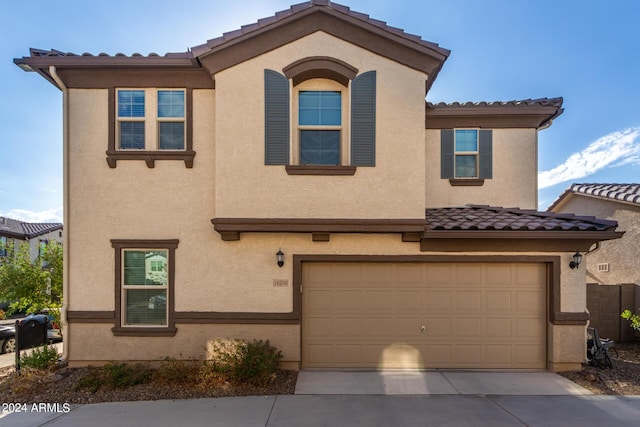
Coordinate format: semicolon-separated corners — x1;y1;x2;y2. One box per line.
55;69;215;89
211;218;427;241
426;98;564;129
423;230;624;241
195;2;448;82
283;56;358;86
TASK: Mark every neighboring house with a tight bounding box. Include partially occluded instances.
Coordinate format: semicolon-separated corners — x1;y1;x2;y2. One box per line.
15;1;622;371
0;216;63;261
549;183;640;341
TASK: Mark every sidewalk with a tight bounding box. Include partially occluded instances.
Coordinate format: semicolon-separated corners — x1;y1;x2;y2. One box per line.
3;394;640;427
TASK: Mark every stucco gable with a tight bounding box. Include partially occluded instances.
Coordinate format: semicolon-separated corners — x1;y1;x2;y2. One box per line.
548;183;640;211
192;0;449;86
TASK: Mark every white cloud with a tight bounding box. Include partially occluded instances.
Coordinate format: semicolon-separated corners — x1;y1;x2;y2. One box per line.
1;207;63;223
538;127;640;189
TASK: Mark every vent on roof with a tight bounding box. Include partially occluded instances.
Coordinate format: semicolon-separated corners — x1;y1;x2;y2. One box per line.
596;263;609;272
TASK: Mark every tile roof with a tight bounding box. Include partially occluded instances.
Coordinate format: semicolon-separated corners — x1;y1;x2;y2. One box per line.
426;205;618;232
0;217;63;239
427;98;564;109
548;184;640;210
190;0;450;57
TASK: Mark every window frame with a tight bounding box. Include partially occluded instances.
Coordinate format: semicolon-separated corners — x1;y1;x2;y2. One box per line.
111;239;178;337
107;88;194;169
454;129;479;179
0;236;7;257
293;79;349;167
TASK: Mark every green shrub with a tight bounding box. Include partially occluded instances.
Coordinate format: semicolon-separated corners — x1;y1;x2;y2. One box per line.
20;345;59;370
204;339;282;386
621;309;640;331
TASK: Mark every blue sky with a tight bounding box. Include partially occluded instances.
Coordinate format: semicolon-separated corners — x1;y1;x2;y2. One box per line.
1;0;639;223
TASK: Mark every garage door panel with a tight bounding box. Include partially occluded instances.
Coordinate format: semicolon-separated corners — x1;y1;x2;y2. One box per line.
363;317;395;338
364;290;394;310
454;318;483;338
396;290;424;312
302;262;546;369
486;318;512;338
424;317;452;337
426;290;452;311
486;264;512;287
456;265;484;286
454;290;482;312
486;291;512;312
334;317;363;337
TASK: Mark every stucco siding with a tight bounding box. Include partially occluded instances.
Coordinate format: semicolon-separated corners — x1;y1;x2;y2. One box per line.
214;32;427;220
553;195;640;285
425;128;538;209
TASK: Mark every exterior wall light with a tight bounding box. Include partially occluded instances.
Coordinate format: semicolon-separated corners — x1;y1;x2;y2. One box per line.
276;249;284;268
569;251;583;269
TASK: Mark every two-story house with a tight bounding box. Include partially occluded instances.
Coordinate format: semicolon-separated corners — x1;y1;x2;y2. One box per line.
15;1;622;371
0;216;63;261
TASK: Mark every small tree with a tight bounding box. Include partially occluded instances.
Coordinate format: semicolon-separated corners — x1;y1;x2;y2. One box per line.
0;241;63;325
621;309;640;331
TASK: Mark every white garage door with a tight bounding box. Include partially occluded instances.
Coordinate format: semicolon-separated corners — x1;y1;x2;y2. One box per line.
302;262;546;369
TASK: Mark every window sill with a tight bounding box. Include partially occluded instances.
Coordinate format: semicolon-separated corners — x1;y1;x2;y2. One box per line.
285;165;357;175
111;326;177;337
106;150;195;168
448;178;485;186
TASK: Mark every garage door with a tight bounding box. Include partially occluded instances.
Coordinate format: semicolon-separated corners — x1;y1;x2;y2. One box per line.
302;262;546;369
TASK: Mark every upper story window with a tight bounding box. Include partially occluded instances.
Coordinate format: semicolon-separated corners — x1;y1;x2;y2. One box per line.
454;129;479;178
441;128;493;185
116;89;185;151
298;87;343;166
157;90;185;150
264;58;375;175
108;89;194;169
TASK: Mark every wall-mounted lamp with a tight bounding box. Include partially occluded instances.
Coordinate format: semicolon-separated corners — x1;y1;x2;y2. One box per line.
569;251;583;269
276;249;284;268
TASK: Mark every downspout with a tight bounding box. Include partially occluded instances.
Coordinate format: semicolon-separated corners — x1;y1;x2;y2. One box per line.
49;66;69;364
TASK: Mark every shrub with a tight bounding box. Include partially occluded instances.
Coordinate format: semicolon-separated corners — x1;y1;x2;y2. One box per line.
153;357;199;385
20;345;59;370
75;363;152;393
204;339;283;386
621;309;640;331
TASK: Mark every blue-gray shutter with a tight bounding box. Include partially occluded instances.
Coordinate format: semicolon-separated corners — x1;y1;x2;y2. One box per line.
440;129;454;179
264;70;290;165
351;71;376;166
479;129;493;179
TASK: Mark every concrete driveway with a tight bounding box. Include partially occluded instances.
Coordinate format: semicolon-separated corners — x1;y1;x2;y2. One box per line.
294;370;592;395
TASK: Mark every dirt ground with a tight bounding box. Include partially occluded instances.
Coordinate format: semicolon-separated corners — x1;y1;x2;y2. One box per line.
1;341;638;404
558;341;640;395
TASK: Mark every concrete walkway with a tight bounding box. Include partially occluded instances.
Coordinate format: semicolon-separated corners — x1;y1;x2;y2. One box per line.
3;394;640;427
3;371;640;426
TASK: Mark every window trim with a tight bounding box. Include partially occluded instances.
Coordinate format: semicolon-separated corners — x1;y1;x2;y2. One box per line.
454;128;479;179
107;88;195;168
111;239;178;337
293;81;348;167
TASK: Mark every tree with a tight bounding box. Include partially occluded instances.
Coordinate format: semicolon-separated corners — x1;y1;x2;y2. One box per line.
0;240;63;324
621;309;640;331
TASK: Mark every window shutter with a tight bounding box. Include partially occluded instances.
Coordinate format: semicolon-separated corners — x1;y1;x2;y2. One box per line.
479;129;493;179
440;129;454;179
264;70;290;165
351;71;376;166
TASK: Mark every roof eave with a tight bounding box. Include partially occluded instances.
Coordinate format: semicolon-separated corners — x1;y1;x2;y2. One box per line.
195;5;448;78
425;101;564;129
